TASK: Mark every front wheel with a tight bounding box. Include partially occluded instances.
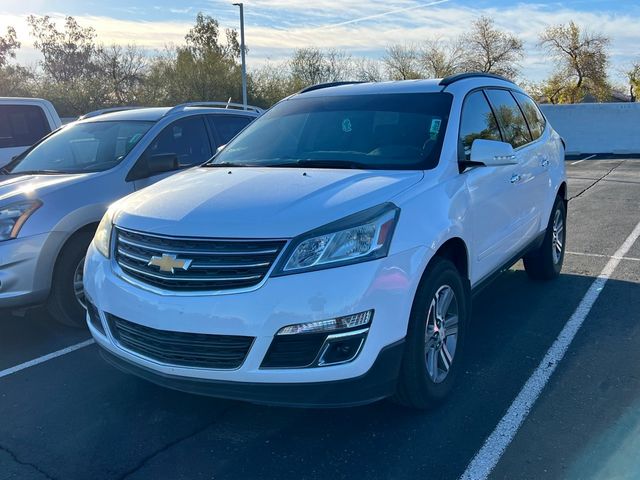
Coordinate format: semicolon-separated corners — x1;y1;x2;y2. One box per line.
47;231;93;328
523;197;567;281
392;257;469;409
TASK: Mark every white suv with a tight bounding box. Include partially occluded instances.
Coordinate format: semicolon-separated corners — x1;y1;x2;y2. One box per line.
84;74;567;408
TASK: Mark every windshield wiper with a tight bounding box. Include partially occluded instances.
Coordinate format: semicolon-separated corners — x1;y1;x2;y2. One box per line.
270;159;369;170
202;161;250;168
8;170;67;176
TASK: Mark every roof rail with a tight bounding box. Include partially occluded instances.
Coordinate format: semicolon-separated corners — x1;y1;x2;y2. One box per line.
439;72;514;87
298;81;366;94
164;101;263;117
79;106;143;120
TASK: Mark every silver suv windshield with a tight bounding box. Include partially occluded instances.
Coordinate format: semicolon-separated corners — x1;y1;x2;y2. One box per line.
209;92;453;170
9;120;153;174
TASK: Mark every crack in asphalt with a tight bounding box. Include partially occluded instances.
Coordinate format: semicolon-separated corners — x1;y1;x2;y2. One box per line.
0;443;57;480
116;403;238;480
569;160;624;201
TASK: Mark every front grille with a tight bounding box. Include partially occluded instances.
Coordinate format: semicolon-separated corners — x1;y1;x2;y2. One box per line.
114;227;286;292
106;314;254;369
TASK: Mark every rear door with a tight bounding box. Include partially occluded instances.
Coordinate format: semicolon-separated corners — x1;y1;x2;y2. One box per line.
484;89;543;247
132;115;213;190
0;104;52;167
459;90;522;283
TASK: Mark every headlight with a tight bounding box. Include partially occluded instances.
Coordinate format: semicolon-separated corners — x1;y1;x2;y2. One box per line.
93;208;116;258
274;203;400;275
0;200;42;241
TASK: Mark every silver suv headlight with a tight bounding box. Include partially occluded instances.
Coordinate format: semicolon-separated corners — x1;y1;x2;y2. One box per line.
273;203;400;275
0;200;42;241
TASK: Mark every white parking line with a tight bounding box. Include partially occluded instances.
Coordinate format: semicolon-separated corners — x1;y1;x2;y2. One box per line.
567;251;640;262
0;339;95;379
460;218;640;480
571;154;596;165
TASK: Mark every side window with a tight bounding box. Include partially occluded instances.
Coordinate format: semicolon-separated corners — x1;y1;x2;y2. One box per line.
145;116;212;168
458;91;502;161
484;89;532;148
0;105;51;148
209;115;252;144
513;92;546;140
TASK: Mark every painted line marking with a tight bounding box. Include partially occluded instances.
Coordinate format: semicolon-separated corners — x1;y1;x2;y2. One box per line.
571;154;596;165
567;251;640;262
460;218;640;480
0;339;95;379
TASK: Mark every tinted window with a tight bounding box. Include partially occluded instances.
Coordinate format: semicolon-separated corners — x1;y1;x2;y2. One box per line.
485;89;532;148
458;91;502;161
209;115;252;144
513;92;546;140
213;93;453;170
145;116;212;168
0;105;51;148
10;121;153;174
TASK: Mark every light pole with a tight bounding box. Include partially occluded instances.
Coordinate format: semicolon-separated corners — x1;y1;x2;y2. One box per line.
233;2;247;109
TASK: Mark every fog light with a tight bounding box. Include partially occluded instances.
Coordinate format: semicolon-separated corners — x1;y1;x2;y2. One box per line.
276;310;373;335
318;329;367;366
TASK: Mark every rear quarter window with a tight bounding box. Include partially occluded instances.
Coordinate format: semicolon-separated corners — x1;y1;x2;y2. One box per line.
513;92;546;140
209;115;253;144
484;89;532;149
0;105;51;148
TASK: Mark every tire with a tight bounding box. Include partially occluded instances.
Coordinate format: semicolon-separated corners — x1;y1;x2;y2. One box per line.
392;257;469;409
47;231;94;328
523;196;567;281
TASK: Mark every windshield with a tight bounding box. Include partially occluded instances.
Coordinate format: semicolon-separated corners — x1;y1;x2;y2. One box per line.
211;92;453;170
9;120;153;174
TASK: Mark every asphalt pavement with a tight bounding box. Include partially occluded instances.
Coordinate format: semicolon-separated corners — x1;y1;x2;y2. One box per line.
1;157;639;480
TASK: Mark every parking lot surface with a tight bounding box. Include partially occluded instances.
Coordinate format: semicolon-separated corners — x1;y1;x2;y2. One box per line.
1;158;639;480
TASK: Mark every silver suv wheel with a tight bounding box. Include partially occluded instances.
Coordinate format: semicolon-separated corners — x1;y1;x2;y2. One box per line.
425;284;459;384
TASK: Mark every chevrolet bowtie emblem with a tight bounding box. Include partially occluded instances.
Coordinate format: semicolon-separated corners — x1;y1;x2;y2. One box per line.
148;253;192;273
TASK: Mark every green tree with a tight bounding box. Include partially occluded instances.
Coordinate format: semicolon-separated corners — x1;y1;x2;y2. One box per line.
624;62;640;102
539;22;611;103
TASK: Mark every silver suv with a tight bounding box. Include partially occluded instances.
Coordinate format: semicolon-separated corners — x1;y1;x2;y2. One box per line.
0;102;261;326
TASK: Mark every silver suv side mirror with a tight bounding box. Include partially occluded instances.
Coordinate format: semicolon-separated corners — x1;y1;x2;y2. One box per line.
470;139;517;166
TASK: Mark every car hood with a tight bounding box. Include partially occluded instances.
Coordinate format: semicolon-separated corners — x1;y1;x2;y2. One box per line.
116;167;423;238
0;173;89;204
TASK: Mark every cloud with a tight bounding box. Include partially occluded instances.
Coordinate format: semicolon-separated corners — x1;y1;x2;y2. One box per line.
1;2;639;84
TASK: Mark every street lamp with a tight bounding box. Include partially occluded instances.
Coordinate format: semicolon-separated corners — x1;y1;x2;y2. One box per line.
232;2;247;109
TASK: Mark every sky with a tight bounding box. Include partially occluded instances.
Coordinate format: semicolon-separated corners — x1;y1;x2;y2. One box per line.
1;0;639;85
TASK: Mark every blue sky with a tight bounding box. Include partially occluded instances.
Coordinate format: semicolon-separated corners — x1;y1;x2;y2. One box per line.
2;1;639;85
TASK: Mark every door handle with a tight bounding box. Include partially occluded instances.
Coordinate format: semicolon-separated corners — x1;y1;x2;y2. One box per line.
510;173;521;184
541;158;550;168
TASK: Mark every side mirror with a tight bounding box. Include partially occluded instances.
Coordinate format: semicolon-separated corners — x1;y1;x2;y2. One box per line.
147;153;179;176
470;139;517;166
127;153;179;181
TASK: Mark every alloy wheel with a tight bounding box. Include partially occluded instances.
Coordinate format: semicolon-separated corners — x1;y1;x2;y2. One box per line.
73;256;87;310
425;284;459;383
552;209;564;265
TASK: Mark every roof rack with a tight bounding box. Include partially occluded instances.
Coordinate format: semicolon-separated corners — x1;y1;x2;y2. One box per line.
439;72;514;87
79;106;143;120
298;81;366;94
164;101;263;117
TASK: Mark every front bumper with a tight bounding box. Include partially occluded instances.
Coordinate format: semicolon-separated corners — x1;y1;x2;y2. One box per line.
98;339;405;407
85;241;428;405
0;232;62;308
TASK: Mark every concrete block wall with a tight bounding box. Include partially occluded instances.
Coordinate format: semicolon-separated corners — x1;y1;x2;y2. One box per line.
539;103;640;155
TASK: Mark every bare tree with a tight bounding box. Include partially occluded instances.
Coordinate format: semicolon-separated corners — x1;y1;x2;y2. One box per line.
539;21;611;103
383;44;423;80
97;45;148;104
351;57;384;82
289;48;354;88
0;27;20;68
460;16;524;79
420;39;465;78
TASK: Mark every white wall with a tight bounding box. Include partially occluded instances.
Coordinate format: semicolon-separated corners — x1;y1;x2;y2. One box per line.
540;103;640;155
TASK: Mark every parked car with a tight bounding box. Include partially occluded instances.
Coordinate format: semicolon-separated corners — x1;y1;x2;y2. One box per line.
0;97;62;168
0;102;261;326
84;74;567;409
